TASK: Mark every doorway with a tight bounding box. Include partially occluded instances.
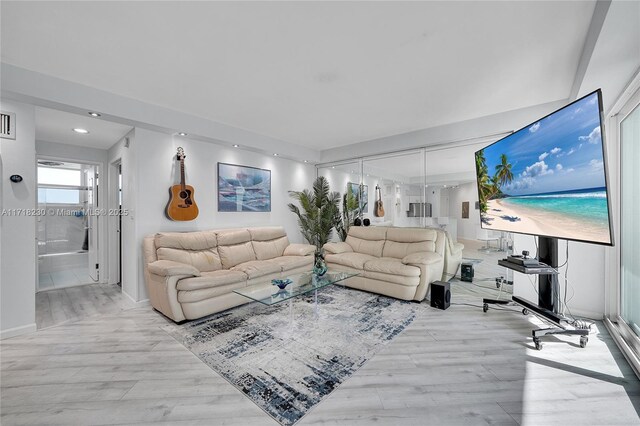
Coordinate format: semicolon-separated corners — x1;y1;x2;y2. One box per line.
36;159;100;291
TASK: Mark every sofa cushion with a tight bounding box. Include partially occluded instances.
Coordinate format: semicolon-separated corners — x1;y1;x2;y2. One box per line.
363;270;421;287
345;227;387;258
216;229;251;246
345;236;385;258
383;228;437;259
177;270;248;291
218;241;257;269
323;242;353;255
364;257;421;277
231;260;282;279
178;282;247;303
252;236;290;260
148;260;201;277
267;255;313;272
248;226;287;241
325;252;377;270
155;231;218;250
157;247;222;272
283;244;316;256
402;251;442;265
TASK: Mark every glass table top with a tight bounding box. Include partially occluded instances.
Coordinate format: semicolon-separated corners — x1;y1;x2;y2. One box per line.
233;270;358;306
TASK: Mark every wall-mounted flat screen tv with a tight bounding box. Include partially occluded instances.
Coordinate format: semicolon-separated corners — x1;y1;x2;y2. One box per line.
474;89;613;246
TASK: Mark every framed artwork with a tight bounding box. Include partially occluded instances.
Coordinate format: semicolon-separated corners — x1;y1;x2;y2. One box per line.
218;163;271;212
347;182;368;213
462;201;470;219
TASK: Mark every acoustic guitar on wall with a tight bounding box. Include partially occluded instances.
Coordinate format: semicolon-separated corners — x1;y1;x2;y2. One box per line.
374;184;385;217
166;147;199;221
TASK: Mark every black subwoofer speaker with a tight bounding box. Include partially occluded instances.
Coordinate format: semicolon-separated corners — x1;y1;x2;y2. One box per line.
430;281;451;310
461;263;474;282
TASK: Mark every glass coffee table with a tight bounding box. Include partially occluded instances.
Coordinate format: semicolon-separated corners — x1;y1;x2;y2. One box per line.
233;270;358;316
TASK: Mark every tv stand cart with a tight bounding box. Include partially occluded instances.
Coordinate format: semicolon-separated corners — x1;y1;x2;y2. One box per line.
483;236;589;350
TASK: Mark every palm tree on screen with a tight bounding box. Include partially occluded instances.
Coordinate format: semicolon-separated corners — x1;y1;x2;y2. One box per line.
495;154;514;187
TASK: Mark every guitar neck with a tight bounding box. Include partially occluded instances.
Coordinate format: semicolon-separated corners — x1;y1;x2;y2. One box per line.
180;158;186;191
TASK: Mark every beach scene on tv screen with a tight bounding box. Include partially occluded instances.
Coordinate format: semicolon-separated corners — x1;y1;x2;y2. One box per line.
476;92;611;244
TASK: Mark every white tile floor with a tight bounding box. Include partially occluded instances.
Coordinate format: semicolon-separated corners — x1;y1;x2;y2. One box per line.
38;268;96;291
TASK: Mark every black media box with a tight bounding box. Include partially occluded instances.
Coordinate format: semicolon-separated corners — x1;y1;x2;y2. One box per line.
430;281;451;310
461;263;474;282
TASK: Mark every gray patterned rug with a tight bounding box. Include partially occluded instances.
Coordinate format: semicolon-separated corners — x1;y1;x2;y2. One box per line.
163;285;422;425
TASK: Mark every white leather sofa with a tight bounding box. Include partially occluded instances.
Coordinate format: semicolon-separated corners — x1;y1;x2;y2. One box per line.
143;227;315;322
428;228;465;281
323;227;445;302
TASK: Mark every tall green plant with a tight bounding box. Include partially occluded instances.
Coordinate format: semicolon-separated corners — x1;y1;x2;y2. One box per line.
288;176;340;251
336;191;362;241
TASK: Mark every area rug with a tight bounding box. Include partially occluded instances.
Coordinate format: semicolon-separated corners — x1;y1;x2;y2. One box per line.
163;285;422;425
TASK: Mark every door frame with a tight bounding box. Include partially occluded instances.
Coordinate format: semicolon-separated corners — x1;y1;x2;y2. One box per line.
35;155;107;287
107;158;123;287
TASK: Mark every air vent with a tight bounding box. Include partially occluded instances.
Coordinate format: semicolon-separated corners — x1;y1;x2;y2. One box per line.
1;111;16;140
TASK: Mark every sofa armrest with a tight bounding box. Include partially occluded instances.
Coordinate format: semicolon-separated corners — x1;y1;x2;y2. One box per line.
148;260;201;277
451;242;464;254
402;252;442;265
323;242;353;255
283;243;316;256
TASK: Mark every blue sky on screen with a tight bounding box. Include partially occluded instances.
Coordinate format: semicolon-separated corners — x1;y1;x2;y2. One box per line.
481;92;606;196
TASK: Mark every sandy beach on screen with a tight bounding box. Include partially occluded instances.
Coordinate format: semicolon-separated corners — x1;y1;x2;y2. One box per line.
483;199;610;243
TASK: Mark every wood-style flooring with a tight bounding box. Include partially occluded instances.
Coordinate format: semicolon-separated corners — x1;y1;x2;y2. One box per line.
3;243;639;425
36;282;135;330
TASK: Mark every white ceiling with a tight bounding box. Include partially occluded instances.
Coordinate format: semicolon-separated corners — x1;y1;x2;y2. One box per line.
1;1;595;150
35;107;132;149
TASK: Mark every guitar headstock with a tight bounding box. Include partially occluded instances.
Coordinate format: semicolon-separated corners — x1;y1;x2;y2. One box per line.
177;147;185;160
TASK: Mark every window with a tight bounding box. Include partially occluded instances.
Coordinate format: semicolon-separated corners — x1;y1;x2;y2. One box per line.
37;166;82;204
620;102;640;336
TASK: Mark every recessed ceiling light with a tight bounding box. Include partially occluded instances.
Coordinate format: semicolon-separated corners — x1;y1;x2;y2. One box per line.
178;132;188;136
233;144;239;148
88;112;101;117
273;153;279;157
332;166;336;169
72;128;89;134
303;160;308;163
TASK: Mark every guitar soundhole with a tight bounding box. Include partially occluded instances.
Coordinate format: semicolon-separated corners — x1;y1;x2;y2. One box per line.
179;190;189;199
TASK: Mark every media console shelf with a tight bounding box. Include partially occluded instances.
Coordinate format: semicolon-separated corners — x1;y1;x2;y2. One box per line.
483;257;589;351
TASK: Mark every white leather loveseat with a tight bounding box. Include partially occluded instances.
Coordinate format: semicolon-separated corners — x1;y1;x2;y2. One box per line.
323;227;445;302
143;227;315;322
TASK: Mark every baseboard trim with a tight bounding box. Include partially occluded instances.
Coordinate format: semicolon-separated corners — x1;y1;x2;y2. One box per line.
122;289;150;307
1;323;37;340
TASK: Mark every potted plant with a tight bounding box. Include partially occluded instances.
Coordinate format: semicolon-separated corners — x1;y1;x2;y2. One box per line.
336;190;367;241
288;176;340;276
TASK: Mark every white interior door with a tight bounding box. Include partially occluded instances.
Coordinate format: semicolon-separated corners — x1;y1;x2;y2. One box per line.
86;166;99;281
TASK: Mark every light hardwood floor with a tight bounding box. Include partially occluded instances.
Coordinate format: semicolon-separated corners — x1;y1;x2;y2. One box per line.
36;282;136;330
3;251;639;425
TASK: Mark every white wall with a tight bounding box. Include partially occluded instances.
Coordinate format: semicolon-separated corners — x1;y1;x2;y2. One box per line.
448;182;481;240
130;128;315;301
0;100;37;339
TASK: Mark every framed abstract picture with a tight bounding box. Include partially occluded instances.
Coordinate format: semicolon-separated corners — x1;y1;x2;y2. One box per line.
218;163;271;212
347;182;368;213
